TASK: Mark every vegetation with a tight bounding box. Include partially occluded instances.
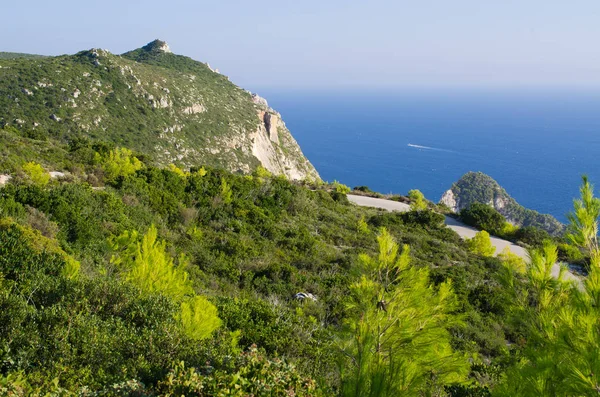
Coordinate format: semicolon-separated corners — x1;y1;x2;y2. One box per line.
466;231;496;257
0;43;598;396
0;41;318;179
460;203;506;236
408;189;428;211
447;171;564;236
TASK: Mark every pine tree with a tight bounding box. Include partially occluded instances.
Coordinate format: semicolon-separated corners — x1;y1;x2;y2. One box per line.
339;228;468;397
408;189;427;211
496;176;600;396
111;225;221;340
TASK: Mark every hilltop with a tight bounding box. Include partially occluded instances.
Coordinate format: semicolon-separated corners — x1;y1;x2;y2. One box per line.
0;40;318;180
441;171;564;236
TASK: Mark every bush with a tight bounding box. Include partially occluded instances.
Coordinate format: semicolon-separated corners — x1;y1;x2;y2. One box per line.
408;189;427;211
514;226;551;247
466;231;496;257
460;203;506;236
21;162;50;186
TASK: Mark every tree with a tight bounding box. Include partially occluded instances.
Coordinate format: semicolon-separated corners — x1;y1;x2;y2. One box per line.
495;176;600;396
408;189;427;211
338;228;468;396
99;147;143;182
466;231;496;257
21;161;50;186
111;225;221;340
567;175;600;259
460;203;505;236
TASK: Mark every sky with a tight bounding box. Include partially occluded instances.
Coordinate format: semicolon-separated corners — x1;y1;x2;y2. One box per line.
2;1;600;89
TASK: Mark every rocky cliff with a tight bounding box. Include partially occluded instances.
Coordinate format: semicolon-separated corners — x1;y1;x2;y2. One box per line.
0;40;319;180
440;171;564;236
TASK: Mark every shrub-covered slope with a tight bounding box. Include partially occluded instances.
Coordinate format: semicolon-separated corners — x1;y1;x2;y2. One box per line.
0;143;520;394
0;40;318;180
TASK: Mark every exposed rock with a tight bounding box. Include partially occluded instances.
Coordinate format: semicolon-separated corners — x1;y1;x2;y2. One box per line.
440;189;458;212
49;171;65;179
0;175;11;186
14;119;25;125
251;93;269;108
22;88;33;96
182;103;206;114
142;39;172;54
262;112;280;144
73;89;81;98
49;114;61;122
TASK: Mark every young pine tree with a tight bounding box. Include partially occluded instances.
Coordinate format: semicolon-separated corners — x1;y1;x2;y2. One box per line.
408;189;427;211
338;228;468;397
496;176;600;396
111;225;221;340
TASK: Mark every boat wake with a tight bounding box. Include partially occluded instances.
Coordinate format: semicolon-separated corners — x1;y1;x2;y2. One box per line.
407;143;454;153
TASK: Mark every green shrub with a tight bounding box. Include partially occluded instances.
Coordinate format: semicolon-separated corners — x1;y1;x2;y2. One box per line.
21;162;50;186
466;231;496;257
460;203;506;236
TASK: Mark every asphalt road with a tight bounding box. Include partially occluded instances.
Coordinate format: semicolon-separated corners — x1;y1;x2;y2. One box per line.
347;194;581;285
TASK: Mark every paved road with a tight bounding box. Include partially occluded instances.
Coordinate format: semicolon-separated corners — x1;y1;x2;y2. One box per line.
348;194;581;285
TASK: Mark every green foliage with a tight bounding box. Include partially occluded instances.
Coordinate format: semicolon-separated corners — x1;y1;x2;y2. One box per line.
157;346;322;396
450;172;564;236
466;231;496;257
220;177;233;204
100;147;143;182
567;175;600;257
338;228;468;396
514;225;551;247
0;44;318;178
408;188;427;211
111;225;221;340
460;202;506;236
21;161;50;186
333;180;351;194
0;154;530;393
495;177;600;396
357;215;369;234
177;296;222;341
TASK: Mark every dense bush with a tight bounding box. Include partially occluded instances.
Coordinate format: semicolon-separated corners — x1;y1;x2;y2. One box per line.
460;202;506;235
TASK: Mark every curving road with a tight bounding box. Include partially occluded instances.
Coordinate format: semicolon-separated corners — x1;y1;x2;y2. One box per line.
347;194;581;285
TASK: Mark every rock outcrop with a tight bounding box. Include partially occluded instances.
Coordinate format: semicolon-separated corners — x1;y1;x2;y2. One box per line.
440;172;564;236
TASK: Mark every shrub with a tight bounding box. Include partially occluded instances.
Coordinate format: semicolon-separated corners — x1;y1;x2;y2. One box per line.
21;162;50;186
514;226;551;247
408;189;427;211
466;231;496;257
460;203;506;236
99;147;143;182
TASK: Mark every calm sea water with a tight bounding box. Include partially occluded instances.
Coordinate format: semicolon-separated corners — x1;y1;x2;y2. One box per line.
259;89;600;223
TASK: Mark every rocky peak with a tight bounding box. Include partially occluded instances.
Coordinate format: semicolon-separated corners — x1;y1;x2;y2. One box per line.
142;39;172;54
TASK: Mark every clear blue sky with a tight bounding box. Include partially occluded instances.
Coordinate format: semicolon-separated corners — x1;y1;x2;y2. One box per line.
2;0;600;89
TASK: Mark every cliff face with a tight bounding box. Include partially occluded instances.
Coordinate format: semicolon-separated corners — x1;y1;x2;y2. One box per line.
0;40;319;180
441;172;564;236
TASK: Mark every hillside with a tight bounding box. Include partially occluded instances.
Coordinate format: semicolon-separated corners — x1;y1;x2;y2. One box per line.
0;40;318;180
0;52;47;60
440;171;564;236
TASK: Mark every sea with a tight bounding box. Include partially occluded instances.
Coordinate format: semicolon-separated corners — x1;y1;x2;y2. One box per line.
258;88;600;223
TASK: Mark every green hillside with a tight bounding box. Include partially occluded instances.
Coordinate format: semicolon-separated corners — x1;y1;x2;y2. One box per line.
0;52;47;60
0;40;318;180
1;42;600;397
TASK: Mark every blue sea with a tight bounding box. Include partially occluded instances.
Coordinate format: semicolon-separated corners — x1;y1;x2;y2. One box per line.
259;89;600;223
